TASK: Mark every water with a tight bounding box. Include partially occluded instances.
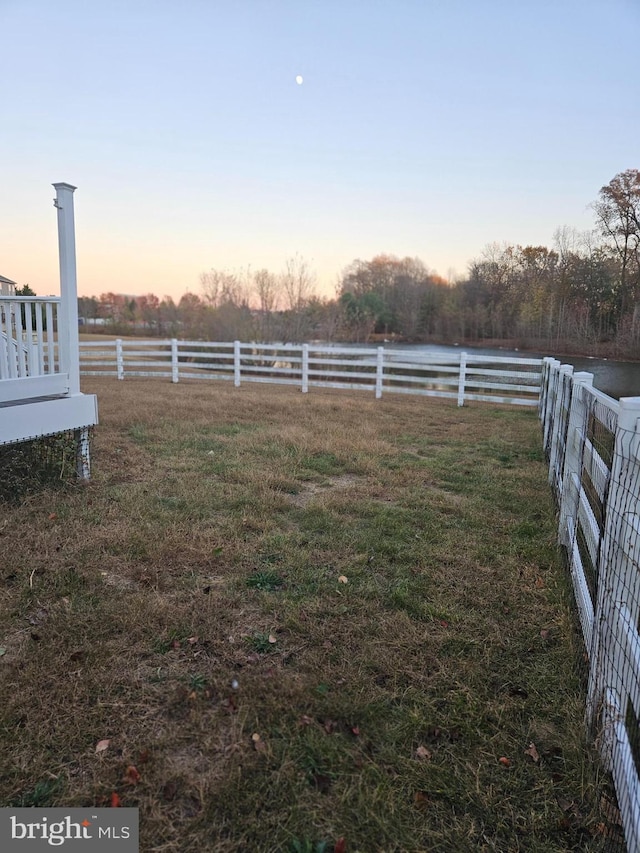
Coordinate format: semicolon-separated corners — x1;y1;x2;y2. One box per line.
376;343;640;400
547;354;640;400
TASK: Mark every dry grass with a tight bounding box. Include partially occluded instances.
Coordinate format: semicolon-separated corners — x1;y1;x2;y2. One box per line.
0;379;620;852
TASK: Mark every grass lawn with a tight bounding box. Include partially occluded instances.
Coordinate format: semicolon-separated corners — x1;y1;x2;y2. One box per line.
0;379;618;852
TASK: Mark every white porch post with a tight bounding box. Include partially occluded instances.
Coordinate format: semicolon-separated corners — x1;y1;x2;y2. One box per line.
53;182;80;395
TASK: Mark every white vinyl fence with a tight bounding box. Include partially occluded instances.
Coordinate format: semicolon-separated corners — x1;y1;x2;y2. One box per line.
79;339;542;406
540;357;640;852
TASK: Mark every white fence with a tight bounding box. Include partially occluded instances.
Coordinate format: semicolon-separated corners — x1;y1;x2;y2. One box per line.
79;339;543;406
540;357;640;852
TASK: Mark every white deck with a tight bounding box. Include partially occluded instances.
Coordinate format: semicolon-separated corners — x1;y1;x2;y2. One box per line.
0;183;98;449
0;393;98;445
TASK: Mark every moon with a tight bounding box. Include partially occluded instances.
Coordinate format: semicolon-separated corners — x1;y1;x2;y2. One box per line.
295;75;303;85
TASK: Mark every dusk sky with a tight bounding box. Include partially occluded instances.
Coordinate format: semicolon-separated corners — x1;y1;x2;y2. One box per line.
2;0;639;302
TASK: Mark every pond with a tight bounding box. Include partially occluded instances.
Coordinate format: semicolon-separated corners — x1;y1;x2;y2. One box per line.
376;343;640;400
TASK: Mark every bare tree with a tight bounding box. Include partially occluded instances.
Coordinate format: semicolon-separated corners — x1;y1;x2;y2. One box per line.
280;255;316;312
279;255;317;341
592;169;640;318
200;268;250;308
253;268;280;341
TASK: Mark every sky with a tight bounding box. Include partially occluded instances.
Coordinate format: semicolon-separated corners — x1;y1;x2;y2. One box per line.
1;0;639;302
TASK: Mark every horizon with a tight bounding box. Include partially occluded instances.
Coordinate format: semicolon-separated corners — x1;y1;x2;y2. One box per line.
1;0;639;301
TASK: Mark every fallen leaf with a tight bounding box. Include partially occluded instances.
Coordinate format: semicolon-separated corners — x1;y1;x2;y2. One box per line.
323;640;333;649
535;577;545;589
110;792;121;808
334;838;347;853
439;620;449;628
322;719;338;734
338;575;348;584
268;634;277;644
350;726;360;736
414;791;431;810
524;742;540;763
124;765;141;785
172;640;181;650
48;513;57;521
95;739;110;753
498;756;511;767
187;636;199;644
298;715;314;727
415;746;432;761
251;733;266;752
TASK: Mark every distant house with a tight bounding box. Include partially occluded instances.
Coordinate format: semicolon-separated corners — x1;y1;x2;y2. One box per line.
0;275;16;296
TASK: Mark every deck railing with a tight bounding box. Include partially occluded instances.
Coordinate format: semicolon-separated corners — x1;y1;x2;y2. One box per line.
0;183;82;407
0;296;69;402
79;339;543;406
540;357;640;852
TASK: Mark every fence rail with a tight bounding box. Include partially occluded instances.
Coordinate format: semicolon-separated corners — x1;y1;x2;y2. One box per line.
540;357;640;852
79;339;543;407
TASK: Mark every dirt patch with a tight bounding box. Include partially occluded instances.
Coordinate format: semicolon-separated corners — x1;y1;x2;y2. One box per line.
288;473;363;507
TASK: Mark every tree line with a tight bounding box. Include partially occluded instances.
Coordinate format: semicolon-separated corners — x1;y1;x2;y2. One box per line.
75;169;639;356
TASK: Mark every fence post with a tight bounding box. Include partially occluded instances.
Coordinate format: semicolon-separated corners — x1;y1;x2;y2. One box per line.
53;182;81;395
557;372;594;547
547;364;573;490
457;352;467;407
171;338;179;383
234;340;241;387
375;347;384;399
587;397;640;744
301;344;309;393
539;357;553;423
116;338;124;380
541;358;561;449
